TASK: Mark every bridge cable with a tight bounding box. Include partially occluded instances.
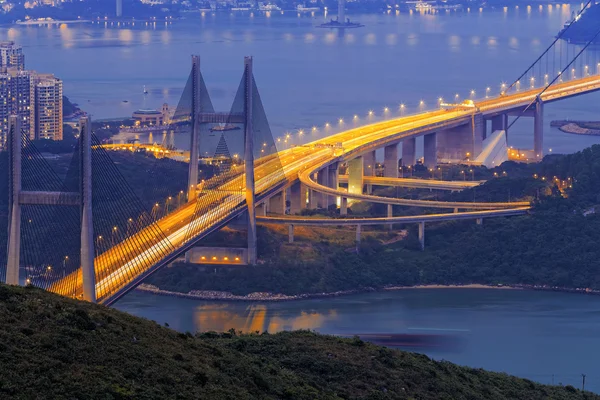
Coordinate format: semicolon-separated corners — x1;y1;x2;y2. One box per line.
505;0;593;94
507;24;600;132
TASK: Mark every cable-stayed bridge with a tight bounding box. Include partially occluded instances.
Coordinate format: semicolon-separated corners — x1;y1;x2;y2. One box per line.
2;10;600;305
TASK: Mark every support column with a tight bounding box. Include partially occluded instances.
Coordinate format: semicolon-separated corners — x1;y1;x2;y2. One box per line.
316;169;329;209
418;221;425;250
347;156;363;195
384;143;399;178
534;96;544;159
387;204;393;231
269;191;286;215
257;202;267;216
423;132;437;168
402;137;416;166
327;162;339;210
472;113;484;157
338;0;345;22
355;224;361;251
80;117;96;303
340;197;348;216
289;182;306;214
187;55;201;202
288;225;294;243
6;116;21;286
491;114;507;133
244;57;257;265
363;150;375;194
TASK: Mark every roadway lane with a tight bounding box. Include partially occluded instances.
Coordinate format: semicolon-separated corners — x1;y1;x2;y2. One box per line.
337;175;484;190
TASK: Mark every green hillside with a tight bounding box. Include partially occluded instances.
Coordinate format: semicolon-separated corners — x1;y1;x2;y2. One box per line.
0;284;596;399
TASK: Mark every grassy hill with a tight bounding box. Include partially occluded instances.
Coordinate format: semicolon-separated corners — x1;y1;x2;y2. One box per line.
0;284;596;399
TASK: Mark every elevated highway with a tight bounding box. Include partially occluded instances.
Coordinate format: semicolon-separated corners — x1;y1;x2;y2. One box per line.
338;175;484;191
50;73;600;305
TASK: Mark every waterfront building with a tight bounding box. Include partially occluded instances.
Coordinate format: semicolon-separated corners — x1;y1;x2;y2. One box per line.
132;103;171;126
0;68;35;147
34;73;63;141
0;41;25;72
0;43;64;148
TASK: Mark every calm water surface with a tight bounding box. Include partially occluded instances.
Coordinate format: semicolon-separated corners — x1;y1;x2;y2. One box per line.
117;288;600;392
2;6;600;153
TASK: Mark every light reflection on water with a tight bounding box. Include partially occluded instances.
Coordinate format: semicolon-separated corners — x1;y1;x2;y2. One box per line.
116;289;600;392
194;303;338;333
2;4;600;156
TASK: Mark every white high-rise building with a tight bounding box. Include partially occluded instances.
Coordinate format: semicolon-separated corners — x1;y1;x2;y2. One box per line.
35;74;63;141
0;68;35;147
0;43;63;149
0;41;25;72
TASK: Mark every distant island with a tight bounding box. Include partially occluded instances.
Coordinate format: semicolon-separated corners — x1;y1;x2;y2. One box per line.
557;2;600;44
551;120;600;136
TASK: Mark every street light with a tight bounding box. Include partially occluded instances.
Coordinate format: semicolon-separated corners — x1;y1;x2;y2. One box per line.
485;87;491;98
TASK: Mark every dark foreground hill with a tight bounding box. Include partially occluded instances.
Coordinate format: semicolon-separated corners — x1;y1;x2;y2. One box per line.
0;284;596;400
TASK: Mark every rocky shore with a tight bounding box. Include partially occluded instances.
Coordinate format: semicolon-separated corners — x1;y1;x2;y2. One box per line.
136;282;600;302
552;120;600;136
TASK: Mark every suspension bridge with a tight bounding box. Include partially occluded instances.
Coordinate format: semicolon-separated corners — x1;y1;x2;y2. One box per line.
2;7;600;305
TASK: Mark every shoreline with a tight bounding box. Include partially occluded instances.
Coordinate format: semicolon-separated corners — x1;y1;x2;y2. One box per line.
551;120;600;136
135;282;600;302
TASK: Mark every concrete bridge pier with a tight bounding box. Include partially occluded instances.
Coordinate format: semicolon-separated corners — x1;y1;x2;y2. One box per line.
384;143;399;178
491;114;508;137
316;169;329;208
355;224;361;251
340;197;348;216
437;113;484;162
269;190;287;215
289;182;307;214
418;222;425;250
387;204;393;230
423;133;437;168
534;96;544;159
363;151;376;194
327;162;339;210
6;116;21;286
257;202;267;216
402;137;416;167
347;156;364;195
288;224;294;243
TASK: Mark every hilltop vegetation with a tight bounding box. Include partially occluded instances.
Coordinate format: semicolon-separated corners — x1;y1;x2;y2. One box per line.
0;283;596;400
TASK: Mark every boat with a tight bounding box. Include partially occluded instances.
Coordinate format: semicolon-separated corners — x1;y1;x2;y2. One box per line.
318;18;364;29
557;3;600;44
210;124;241;132
297;4;320;12
258;2;281;11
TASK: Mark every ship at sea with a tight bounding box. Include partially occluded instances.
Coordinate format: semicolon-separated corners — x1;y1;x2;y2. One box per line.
557;3;600;44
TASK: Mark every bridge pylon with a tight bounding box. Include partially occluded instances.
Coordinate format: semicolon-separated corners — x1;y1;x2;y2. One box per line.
5;115;96;302
180;56;282;266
